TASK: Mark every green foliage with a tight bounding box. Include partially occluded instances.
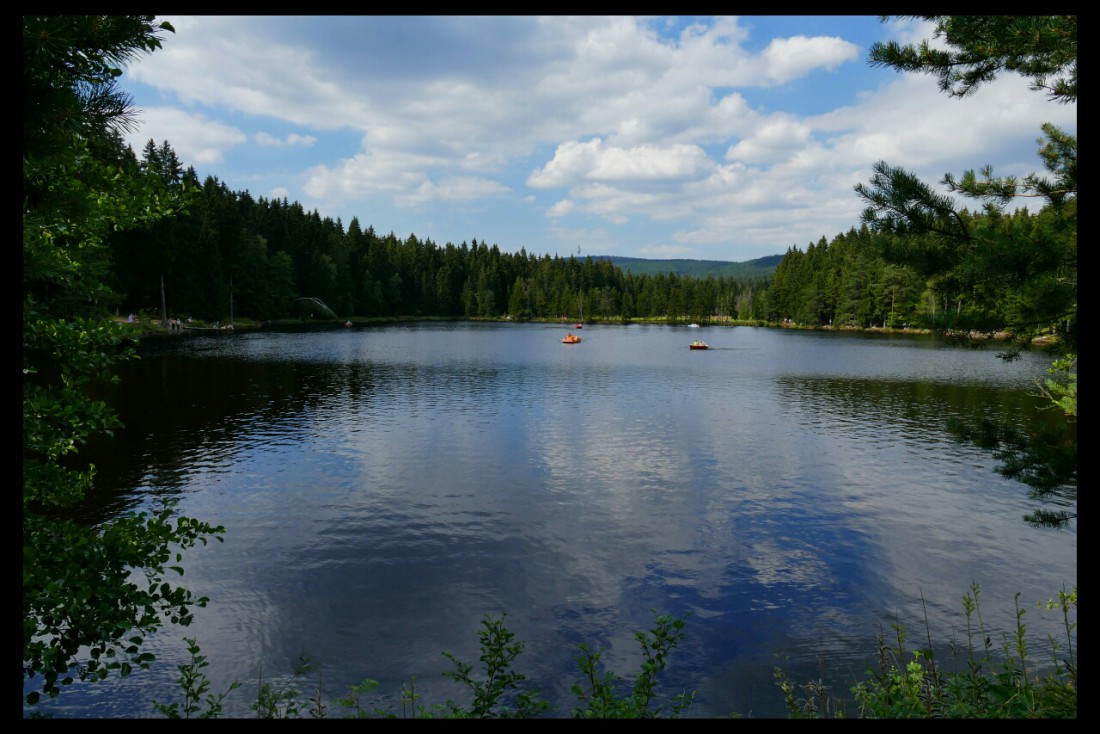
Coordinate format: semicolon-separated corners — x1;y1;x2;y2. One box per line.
869;16;1077;104
849;15;1079;528
777;583;1077;719
944;123;1077;209
22;314;134;510
774;666;848;719
852;585;1077;718
333;677;384;718
857;16;1077;348
856;162;972;244
99;171;776;324
23;16;176;162
948;353;1076;528
155;612;691;719
439;613;551;718
1042;355;1077;418
250;654;326;719
23;502;224;704
152;638;241;718
23;14;225;708
156;595;1076;719
570;612;694;718
334;677;433;719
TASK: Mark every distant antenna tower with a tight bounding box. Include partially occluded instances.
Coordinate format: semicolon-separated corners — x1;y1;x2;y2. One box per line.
577;245;581;255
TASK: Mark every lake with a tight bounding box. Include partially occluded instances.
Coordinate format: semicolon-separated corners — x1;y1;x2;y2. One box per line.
25;322;1078;718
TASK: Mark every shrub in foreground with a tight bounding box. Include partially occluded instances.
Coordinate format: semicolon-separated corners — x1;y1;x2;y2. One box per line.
145;584;1077;719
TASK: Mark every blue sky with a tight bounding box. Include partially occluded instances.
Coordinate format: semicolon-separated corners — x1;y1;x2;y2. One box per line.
118;16;1077;263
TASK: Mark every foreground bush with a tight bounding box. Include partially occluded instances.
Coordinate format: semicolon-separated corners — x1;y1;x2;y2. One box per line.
156;611;693;719
776;583;1077;718
144;584;1076;719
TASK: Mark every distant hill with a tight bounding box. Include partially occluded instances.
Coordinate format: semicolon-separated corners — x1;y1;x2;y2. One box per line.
592;254;782;280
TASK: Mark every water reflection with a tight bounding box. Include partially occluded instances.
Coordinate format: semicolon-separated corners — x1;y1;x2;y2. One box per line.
35;324;1075;719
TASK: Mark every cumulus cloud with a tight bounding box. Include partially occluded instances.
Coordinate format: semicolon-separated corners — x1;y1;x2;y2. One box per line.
547;200;575;217
759;35;860;84
725;116;813;165
127;16;370;130
124;106;247;165
529;139;714;188
302;149;435;201
120;15;1074;261
813;73;1077;182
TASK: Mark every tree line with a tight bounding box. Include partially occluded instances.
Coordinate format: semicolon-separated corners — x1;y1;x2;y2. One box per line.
105;140;775;326
105;131;1074;346
766;198;1075;340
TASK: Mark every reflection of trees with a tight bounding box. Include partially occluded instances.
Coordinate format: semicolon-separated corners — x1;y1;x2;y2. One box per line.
74;347;369;524
774;374;1044;436
947;416;1076;527
73;342;519;525
947;355;1077;527
773;374;1076;526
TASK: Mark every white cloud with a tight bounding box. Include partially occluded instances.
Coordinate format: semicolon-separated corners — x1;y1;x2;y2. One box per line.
529;139;713;188
120;16;1075;261
725;116;813;164
255;132;318;148
528;140;599;188
125;107;247;165
406;176;511;206
303;148;447;200
815;73;1077;181
547;200;575;217
888;16;942;49
127;16;371;130
758;35;860;84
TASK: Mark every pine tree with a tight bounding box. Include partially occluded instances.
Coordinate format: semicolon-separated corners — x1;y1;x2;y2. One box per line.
23;16;224;706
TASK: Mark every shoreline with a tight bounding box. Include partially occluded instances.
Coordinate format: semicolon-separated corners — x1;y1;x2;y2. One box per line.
113;314;1058;347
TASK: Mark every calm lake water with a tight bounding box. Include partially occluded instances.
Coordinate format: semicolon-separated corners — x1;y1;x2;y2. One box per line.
27;322;1077;718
